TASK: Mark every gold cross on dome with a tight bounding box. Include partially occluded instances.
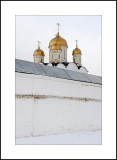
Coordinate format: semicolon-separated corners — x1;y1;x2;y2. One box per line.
37;41;41;48
75;40;78;47
56;23;60;32
75;40;78;45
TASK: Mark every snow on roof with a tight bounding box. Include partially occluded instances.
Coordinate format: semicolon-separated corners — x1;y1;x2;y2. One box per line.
15;59;102;85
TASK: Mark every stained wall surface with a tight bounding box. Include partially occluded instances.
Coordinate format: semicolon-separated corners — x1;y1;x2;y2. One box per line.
16;72;102;138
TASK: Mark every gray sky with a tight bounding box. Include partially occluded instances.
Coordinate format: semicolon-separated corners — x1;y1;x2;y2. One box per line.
16;15;101;76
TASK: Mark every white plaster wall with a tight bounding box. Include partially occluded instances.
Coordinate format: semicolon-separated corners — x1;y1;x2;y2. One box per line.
16;73;101;100
49;46;67;63
34;55;44;63
16;99;33;137
16;98;101;137
73;54;81;66
49;50;61;63
16;72;102;138
32;99;101;136
60;46;67;62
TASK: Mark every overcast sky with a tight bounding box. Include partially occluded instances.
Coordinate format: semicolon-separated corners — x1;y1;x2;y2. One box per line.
16;15;101;76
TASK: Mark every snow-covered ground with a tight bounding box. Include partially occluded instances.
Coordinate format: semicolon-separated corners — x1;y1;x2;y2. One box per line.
16;130;101;145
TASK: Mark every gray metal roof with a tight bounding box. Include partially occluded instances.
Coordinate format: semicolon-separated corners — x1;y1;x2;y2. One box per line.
15;59;102;85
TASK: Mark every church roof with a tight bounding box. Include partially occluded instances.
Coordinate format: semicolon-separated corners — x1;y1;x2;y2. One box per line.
15;59;102;85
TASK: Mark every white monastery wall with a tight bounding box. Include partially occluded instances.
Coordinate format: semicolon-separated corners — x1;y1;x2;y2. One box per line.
16;72;102;138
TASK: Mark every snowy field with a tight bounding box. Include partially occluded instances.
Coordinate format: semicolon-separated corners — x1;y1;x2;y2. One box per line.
16;130;101;145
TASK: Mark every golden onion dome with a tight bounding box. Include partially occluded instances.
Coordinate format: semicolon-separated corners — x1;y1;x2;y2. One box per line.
72;40;81;54
50;43;61;50
49;32;68;48
33;41;45;56
33;49;44;56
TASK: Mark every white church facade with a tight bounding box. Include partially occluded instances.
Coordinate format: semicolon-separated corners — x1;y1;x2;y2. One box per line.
33;23;88;74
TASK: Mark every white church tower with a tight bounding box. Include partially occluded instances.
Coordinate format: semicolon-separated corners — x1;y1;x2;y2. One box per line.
49;23;68;63
33;41;45;63
72;40;82;66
